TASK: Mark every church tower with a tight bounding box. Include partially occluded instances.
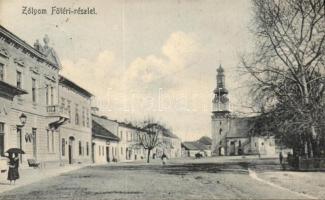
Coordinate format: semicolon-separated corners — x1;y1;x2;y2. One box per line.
211;65;230;156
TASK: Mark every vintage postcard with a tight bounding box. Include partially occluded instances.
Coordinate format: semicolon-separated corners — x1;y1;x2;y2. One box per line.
0;0;324;199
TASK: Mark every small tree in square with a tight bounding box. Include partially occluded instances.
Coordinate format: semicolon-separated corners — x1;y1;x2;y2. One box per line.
137;118;168;163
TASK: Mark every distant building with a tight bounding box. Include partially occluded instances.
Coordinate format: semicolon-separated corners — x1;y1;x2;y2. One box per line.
154;128;181;159
115;122;144;161
91;115;120;163
211;65;277;157
181;136;212;158
92;118;119;164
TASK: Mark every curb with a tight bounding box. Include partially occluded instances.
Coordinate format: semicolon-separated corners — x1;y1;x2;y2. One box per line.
248;168;317;199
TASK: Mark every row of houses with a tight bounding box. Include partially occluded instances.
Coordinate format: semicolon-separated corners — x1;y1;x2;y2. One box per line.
0;25;181;168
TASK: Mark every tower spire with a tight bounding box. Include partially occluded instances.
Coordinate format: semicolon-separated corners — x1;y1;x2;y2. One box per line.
212;64;229;113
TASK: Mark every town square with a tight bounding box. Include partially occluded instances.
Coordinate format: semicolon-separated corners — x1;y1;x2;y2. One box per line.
0;0;324;199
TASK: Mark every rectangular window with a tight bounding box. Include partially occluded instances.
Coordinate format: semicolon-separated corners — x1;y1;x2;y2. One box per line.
16;71;22;89
62;138;65;156
61;98;65;108
99;146;101;156
0;63;4;81
82;107;85;127
86;142;89;156
32;78;36;103
86;109;90;127
47;129;50;152
75;104;79;125
46;85;49;105
79;141;82;156
0;123;4;156
67;100;71;123
51;130;54;152
50;87;54;105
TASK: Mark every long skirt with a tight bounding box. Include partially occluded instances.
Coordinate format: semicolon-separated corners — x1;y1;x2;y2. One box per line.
7;167;19;181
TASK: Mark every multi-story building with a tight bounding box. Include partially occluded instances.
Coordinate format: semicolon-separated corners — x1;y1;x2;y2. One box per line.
58;76;93;165
0;25;93;168
0;25;67;167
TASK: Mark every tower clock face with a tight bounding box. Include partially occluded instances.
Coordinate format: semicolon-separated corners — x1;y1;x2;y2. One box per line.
220;95;228;103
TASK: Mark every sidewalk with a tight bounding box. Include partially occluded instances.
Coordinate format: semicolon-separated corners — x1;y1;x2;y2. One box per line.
254;170;325;199
0;164;88;193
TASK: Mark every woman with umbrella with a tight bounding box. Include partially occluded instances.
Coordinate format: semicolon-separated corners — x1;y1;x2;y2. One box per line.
6;148;24;185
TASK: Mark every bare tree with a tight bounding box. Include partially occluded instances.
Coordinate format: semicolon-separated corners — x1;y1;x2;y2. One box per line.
242;0;325;157
137;118;168;163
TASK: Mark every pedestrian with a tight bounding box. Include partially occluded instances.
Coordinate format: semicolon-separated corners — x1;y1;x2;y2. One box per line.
7;153;20;185
161;153;168;165
279;152;284;170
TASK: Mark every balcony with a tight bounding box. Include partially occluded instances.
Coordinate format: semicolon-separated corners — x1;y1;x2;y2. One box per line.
46;105;69;129
46;105;69;118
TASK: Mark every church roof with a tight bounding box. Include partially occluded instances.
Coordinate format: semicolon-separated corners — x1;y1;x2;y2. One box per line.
226;117;256;138
197;136;212;145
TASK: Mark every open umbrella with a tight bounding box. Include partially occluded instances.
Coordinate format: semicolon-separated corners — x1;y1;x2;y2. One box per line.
6;148;25;154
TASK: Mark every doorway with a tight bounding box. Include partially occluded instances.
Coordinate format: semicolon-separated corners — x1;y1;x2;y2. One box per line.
68;136;75;164
106;146;110;162
91;143;95;163
230;141;236;155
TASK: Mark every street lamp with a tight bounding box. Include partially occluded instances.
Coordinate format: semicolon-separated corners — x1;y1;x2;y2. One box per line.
19;113;27;127
17;113;27;163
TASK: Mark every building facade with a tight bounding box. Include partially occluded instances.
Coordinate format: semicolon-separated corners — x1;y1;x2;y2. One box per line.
92;118;119;164
58;76;93;165
153;129;181;159
0;25;68;167
117;122;147;162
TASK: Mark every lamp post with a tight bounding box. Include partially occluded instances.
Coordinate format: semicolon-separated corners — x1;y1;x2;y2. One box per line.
17;113;27;163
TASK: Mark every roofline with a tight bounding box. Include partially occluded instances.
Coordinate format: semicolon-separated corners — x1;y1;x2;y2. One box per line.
59;75;93;98
0;25;59;69
92;133;119;141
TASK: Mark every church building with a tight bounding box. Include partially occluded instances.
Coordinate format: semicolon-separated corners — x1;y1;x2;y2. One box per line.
211;65;277;157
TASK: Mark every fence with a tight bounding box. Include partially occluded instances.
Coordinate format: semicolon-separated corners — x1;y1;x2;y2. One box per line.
286;156;325;171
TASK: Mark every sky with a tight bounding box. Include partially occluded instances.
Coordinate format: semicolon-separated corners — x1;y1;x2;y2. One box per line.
0;0;255;141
